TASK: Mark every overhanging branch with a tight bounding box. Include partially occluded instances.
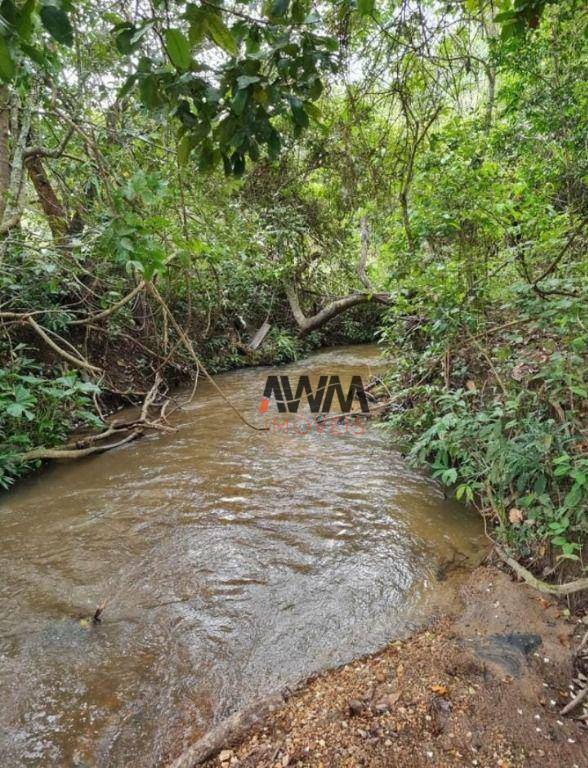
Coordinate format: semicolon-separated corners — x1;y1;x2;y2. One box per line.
285;285;391;335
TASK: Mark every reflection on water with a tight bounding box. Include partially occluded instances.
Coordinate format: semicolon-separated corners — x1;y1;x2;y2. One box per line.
0;345;484;766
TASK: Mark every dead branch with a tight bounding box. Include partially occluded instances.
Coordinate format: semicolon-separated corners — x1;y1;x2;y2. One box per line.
494;545;588;596
69;280;145;325
168;689;289;768
533;219;586;291
140;372;162;421
19;429;143;462
147;281;269;432
27;317;101;373
16;368;174;464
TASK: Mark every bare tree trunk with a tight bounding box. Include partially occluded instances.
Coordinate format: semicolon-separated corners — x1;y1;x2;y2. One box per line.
483;65;496;135
358;216;375;291
0;92;33;238
0;85;10;224
399;188;415;256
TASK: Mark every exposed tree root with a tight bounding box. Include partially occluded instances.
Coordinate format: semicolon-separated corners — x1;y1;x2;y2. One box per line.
494;545;588;596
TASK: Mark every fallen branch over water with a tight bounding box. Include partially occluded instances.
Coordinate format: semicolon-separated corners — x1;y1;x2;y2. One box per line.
17;372;174;463
18;428;143;461
147;282;269;432
169;689;289;768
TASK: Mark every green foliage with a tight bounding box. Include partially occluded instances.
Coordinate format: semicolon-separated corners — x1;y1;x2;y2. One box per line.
268;328;300;362
0;350;101;488
0;1;337;173
39;5;74;47
380;287;587;561
494;0;559;38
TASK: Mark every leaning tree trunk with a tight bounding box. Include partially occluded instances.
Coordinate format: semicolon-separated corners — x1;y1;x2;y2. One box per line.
25;152;68;239
285;285;391;336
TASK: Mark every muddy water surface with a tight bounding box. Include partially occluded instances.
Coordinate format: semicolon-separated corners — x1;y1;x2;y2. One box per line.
0;345;484;767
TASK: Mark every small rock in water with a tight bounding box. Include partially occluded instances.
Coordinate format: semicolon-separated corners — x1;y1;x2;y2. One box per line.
348;699;364;716
218;749;233;763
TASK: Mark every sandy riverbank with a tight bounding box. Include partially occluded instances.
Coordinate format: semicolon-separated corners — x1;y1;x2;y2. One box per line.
169;566;587;768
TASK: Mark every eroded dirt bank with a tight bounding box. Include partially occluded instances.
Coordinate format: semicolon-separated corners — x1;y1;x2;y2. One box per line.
171;567;587;768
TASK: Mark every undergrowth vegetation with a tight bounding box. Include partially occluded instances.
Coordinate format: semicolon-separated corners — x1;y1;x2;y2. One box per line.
380;287;587;563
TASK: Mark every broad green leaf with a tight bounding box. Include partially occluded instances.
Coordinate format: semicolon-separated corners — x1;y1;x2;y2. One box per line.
290;96;309;127
19;41;44;65
357;0;375;15
139;75;161;108
16;0;36;40
205;14;237;56
237;75;260;89
118;73;137;98
186;4;207;46
304;101;322;121
165;29;191;71
1;0;17;25
177;134;193;166
231;88;248;116
564;484;583;508
115;25;137;55
0;37;15;82
291;0;306;23
271;0;290;17
308;76;323;99
40;5;74;47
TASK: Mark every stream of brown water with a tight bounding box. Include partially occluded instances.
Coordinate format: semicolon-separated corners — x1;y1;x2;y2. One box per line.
0;345;484;767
